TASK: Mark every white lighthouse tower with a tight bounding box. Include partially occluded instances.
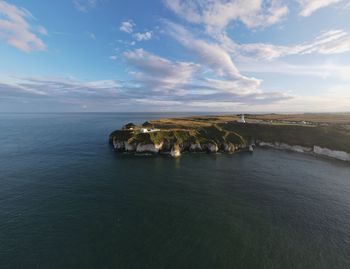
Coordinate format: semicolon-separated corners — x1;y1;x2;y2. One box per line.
238;114;246;123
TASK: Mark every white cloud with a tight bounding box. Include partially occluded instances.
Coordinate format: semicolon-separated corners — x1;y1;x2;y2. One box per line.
120;20;153;42
0;1;47;52
86;31;96;40
0;74;292;111
0;77;123;99
164;0;288;30
122;46;291;108
37;26;48;36
238;60;350;80
133;31;153;41
238;29;350;61
165;21;261;95
120;20;135;33
109;55;117;60
298;0;343;16
73;0;100;12
124;48;199;93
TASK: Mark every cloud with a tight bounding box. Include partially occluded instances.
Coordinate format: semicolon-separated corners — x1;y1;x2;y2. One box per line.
0;77;149;112
165;21;261;95
133;31;153;41
120;20;153;42
0;74;292;112
298;0;343;16
124;48;199;93
164;0;288;30
120;20;135;33
37;26;48;35
122;47;291;108
0;1;47;52
237;29;350;61
73;0;100;12
86;31;96;40
238;61;350;81
0;77;128;102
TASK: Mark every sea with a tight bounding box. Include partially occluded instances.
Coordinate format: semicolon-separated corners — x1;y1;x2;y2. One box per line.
1;113;350;269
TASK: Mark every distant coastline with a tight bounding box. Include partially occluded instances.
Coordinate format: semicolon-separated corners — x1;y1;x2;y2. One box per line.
109;113;350;162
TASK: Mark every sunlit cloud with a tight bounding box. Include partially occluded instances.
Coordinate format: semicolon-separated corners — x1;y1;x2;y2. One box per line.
0;1;47;52
237;29;350;61
120;20;135;33
298;0;344;16
73;0;101;12
164;0;289;31
133;31;153;41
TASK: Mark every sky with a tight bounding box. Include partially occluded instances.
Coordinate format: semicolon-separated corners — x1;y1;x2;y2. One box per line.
0;0;350;112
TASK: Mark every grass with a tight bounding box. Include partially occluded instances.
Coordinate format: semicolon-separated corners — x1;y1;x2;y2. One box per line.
130;130;198;145
219;122;350;152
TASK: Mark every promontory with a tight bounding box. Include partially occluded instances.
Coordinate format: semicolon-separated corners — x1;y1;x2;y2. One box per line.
109;113;350;161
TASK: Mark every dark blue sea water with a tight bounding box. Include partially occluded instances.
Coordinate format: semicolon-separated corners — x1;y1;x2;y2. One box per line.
1;113;350;269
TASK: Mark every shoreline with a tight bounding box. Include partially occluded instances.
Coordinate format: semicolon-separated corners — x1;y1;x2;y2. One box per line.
109;114;350;162
111;139;350;162
257;142;350;162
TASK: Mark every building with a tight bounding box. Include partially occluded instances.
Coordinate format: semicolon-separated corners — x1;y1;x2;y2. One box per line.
140;128;161;133
237;114;246;123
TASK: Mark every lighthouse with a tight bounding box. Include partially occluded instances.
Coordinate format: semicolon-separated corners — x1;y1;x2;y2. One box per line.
238;114;246;123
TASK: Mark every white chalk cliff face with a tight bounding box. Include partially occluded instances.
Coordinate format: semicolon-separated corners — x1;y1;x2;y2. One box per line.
222;143;235;153
205;143;219;153
259;142;312;153
113;139;125;151
113;137;350;162
189;143;202;152
170;145;181;157
313;146;350;161
259;142;350;162
136;142;164;153
124;142;136;151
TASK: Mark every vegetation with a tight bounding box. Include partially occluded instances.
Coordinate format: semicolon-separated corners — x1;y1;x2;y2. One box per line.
111;125;246;146
220;122;350;152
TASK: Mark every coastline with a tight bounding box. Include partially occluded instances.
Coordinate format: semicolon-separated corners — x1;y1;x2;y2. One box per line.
109;114;350;162
257;142;350;162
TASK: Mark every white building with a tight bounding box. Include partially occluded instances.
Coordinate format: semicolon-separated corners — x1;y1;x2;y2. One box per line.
237;114;246;123
141;128;161;133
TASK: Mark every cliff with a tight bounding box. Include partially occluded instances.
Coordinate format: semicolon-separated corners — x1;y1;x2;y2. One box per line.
109;124;247;156
109;114;350;161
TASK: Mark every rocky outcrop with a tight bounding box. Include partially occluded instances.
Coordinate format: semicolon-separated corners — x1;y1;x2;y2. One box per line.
202;143;219;153
113;138;125;151
124;142;136;151
189;142;202;152
170;145;181;157
221;143;235;153
136;142;164;153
